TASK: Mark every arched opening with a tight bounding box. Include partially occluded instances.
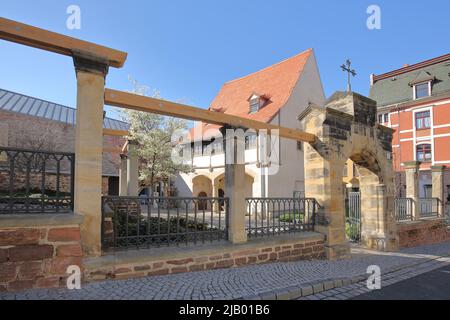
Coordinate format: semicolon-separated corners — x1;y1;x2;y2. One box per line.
300;91;399;257
344;149;385;246
213;172;254;199
197;191;208;210
192;175;212;210
218;188;225;210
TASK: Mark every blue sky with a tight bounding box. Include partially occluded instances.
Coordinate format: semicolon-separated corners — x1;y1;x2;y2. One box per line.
1;0;450;120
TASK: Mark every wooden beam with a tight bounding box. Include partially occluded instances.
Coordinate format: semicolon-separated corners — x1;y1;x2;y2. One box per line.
104;89;316;143
0;17;127;68
121;140;129;153
103;128;128;137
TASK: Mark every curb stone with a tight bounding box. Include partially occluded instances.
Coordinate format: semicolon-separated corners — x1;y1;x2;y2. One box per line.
300;285;313;297
237;251;450;300
312;283;324;294
323;280;335;291
288;288;303;300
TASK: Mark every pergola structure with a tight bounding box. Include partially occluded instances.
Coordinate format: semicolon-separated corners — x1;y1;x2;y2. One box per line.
0;17;317;256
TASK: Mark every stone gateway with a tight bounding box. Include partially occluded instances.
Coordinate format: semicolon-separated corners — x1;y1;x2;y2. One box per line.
299;92;399;259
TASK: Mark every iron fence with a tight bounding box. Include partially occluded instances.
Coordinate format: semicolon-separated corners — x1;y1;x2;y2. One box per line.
346;191;361;243
292;190;305;199
245;198;317;238
394;198;414;222
0;147;74;214
418;198;439;218
101;196;228;251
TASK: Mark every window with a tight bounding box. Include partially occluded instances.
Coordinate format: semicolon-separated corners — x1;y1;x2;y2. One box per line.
416;144;431;162
212;140;223;154
245;134;257;150
193;143;203;155
297;141;303;151
378;113;389;124
415;111;431;129
249;98;260;113
414;82;430;99
424;184;432;198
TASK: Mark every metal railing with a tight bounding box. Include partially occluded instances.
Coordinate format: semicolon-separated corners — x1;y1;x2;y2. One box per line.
394;198;414;222
0;147;74;214
418;198;439;218
346;191;361;243
292;190;305;199
246;198;317;238
101;196;228;251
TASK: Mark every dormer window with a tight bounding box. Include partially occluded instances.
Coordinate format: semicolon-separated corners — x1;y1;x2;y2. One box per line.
248;93;270;114
414;82;431;99
249;97;260;113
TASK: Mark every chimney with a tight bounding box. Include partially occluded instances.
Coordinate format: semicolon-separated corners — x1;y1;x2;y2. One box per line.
370;74;374;86
403;64;410;68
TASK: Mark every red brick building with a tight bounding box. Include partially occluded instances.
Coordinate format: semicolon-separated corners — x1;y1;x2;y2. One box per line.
0;88;127;195
370;54;450;198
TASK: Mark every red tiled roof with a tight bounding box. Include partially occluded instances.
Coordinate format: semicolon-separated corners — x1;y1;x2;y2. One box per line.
190;49;313;140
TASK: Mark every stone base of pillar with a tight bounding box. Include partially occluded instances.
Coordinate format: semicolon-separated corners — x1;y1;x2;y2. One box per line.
362;234;399;252
315;223;350;260
228;230;247;244
325;243;351;260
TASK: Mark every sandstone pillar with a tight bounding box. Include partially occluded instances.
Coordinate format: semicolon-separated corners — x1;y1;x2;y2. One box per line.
304;147;350;260
127;140;139;196
119;154;128;196
432;165;445;217
222;126;247;244
73;53;109;257
404;161;421;220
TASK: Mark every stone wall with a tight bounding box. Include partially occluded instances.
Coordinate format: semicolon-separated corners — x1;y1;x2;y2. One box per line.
84;233;325;282
0;215;83;292
0;171;73;193
0;110;123;177
0;172;111;196
398;218;450;249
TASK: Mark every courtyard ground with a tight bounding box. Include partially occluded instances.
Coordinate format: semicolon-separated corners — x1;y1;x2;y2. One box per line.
1;240;449;300
350;264;450;300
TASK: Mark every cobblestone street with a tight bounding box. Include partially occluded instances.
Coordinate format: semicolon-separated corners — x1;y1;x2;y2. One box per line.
1;241;450;300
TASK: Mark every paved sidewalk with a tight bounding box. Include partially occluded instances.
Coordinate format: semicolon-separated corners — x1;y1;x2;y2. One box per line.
297;255;450;300
1;241;450;300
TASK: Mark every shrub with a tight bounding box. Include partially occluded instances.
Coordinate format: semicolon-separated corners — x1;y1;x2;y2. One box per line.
109;212;219;247
278;212;304;223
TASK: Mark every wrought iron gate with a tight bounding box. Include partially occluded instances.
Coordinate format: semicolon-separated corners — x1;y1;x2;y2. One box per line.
346;191;361;243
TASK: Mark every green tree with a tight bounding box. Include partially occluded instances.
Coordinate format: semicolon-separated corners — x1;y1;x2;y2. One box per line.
123;77;192;195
